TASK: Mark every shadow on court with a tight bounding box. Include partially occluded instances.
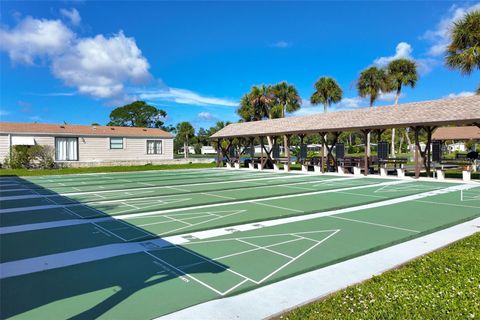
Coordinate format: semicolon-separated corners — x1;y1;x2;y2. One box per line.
0;176;231;319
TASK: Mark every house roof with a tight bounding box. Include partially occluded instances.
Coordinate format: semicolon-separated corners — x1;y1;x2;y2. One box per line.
211;95;480;139
432;126;480;140
0;122;174;138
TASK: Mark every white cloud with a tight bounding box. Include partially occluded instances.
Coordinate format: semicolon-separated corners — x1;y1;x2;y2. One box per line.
0;16;74;64
271;40;290;48
338;96;366;109
423;3;480;56
444;91;475;98
373;42;435;75
374;42;413;67
52;31;151;99
139;87;238;107
60;8;81;26
378;91;400;102
1;16;150;100
292;96;368;116
291;107;323;117
0;110;11;116
196;112;218;122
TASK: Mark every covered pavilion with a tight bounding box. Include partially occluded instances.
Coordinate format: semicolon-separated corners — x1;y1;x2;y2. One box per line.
211;95;480;178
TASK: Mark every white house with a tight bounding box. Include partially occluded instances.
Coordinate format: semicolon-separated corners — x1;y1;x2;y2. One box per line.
0;122;174;166
201;146;217;154
447;142;466;152
179;146;196;154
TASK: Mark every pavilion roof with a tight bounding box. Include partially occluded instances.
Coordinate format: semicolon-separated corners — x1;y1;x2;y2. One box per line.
432;126;480;140
211;96;480;139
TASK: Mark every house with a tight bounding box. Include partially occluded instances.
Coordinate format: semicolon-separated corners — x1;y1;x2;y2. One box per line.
201;146;217;155
447;142;466;153
178;146;196;154
0;122;174;166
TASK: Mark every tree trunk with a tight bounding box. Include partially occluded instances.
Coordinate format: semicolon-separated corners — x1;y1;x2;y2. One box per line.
323;103;327;158
391;129;396;157
391;91;401;157
404;129;412;154
184;141;187;160
266;136;273;149
367;132;371;157
398;134;404;154
283;105;288;156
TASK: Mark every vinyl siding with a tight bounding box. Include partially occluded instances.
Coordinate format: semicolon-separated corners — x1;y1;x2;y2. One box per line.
77;137;173;162
0;134;9;163
0;134;55;164
0;134;173;164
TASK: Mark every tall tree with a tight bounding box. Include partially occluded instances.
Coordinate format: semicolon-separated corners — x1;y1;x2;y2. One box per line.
108;101;167;128
237;85;275;121
176;122;195;159
310;77;343;159
357;67;388;108
386;59;418;156
271;82;302;117
357;67;388;156
445;10;480;93
271;81;302;152
237;85;277;147
310;77;343;112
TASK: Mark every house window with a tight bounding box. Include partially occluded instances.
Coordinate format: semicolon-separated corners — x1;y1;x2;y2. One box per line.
110;137;124;149
55;137;78;161
147;140;162;154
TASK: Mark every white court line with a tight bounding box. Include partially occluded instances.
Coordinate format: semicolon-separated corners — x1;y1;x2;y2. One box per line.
91;223;128;242
143;251;225;296
165;183;477;245
0;177;362;212
413;199;480;209
201;193;236;200
163;215;194;226
252;202;304;213
156;210;247;236
329;216;420;233
177;238;305;270
0;172;324;200
137;214;215;227
1;185;476;279
254;230;340;284
236;239;294;259
157;217;480;320
2;181;472;239
167;186;191;192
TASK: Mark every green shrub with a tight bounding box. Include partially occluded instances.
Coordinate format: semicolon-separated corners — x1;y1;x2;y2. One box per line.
4;145;55;169
30;145;55;169
4;145;32;169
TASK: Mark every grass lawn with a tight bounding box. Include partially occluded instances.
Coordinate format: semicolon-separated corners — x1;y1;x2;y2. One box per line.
0;162;216;176
279;232;480;320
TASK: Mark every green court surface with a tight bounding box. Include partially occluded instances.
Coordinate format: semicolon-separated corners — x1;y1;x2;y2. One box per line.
0;168;479;319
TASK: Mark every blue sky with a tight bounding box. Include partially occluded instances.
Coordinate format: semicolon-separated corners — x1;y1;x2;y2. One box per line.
1;1;479;130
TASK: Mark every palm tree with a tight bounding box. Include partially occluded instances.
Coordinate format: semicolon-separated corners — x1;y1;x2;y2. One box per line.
357;67;388;156
310;77;343;112
310;77;343;161
271;82;302;117
271;82;302;152
176;121;195;159
250;85;275;119
445;10;480;93
237;85;276;147
357;67;388;108
237;93;259;122
386;58;418;156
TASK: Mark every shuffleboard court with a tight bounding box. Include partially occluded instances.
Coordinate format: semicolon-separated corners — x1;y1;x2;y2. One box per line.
0;169;288;196
0;168;478;319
